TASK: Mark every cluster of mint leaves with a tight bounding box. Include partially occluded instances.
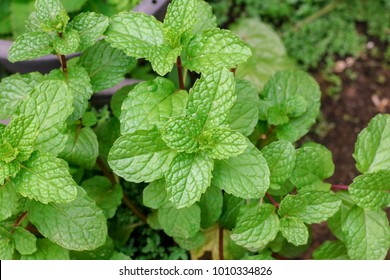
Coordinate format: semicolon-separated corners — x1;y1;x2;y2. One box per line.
0;0;389;260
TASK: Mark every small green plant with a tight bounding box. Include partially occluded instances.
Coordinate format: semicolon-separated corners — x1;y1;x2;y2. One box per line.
0;0;389;260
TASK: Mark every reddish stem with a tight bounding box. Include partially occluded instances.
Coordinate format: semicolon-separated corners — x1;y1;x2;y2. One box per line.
176;56;185;90
331;184;349;191
218;226;224;260
230;67;236;76
12;211;28;234
265;193;280;208
96;157;116;186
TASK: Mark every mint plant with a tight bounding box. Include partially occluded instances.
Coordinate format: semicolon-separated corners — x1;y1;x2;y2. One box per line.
0;0;389;260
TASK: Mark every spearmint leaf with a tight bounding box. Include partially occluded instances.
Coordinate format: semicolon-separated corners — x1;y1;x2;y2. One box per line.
262;140;296;184
0;161;20;186
108;127;175;183
349;170;390;210
278;194;307;216
260;70;321;142
59;126;98;170
110;84;136;118
35;0;69;32
219;193;245;230
0;72;44;119
198;185;223;229
28;187;107;251
279;216;309;246
94;116;120;162
20;238;69;260
353;114;390;173
70;237;115;260
0;142;17;163
4;115;38;162
18;80;73;155
0;181;18;221
228;79;260;136
165;151;214;208
158;204;201;239
231;203;279;252
182;29;251;73
14;227;37;255
290;143;334;189
342;206;390;260
174;232;205;251
8;32;53;62
161;116;202;153
68;12;109;51
200;128;247;160
148;44;181;76
143;179;171;209
313;240;350;260
120;78;188;134
13;151;77;204
0;228;14;260
53;28;80;55
60;0;88;13
81;176;122;219
212;142;270;199
191;0;217;35
78;40;136;92
188;68;235;129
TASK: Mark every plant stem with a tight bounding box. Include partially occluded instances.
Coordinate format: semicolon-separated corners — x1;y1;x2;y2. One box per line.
176;56;185;90
265;193;280;208
218;226;224;260
230;67;236;76
12;211;28;234
56;32;68;80
331;184;349;191
96;157;116;186
122;194;147;223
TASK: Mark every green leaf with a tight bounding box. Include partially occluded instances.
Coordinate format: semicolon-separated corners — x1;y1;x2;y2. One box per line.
200;128;247;160
161;116;202;153
231;203;279;252
165;151;214;208
78;40;136;92
191;0;217;35
158;204;201;239
0;181;18;221
174;232;205;251
4;115;38;162
148;44;181;76
212;142;270;199
8;32;53;62
81;176;123;219
68;12;109;51
0;228;14;260
279;216;309;246
262;140;296;184
35;0;69;32
0;161;20;186
228;79;260;136
108;127;175;183
313;240;350;260
28;187;107;251
188;68;235;129
0;142;17;163
60;0;88;13
110;84;136;118
94;116;120;162
120;78;187;134
18;80;73;155
290;143;334;189
70;237;115;260
342;206;390;259
143;179;171;209
198;185;223;229
59;126;98;169
14;227;37;255
21;238;69;260
349;170;390;210
278;194;307;216
260;70;321;142
53;28;80;55
353;114;390;173
182;29;251;73
13;151;78;204
232;18;295;90
219;193;245;230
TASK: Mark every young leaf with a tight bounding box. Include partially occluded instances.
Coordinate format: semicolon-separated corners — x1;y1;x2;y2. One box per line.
35;0;69;32
188;68;235;129
0;143;14;163
108;127;175;183
59;126;99;170
8;32;53;62
68;12;109;51
143;179;171;209
20;238;69;260
78;40;136;92
158;204;201;239
53;28;80;55
120;78;187;135
13;151;78;204
212;142;270;199
28;187;107;251
312;240;350;260
0;181;18;221
14;227;37;255
349;170;390;210
191;0;217;35
0;161;20;186
161;116;202;153
0;72;44;119
279;216;309;246
353;114;390;173
228;79;260;136
148;44;181;76
231;203;279;252
165;151;214;208
182;29;251;73
81;176;123;219
342;206;390;259
198;185;223;229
